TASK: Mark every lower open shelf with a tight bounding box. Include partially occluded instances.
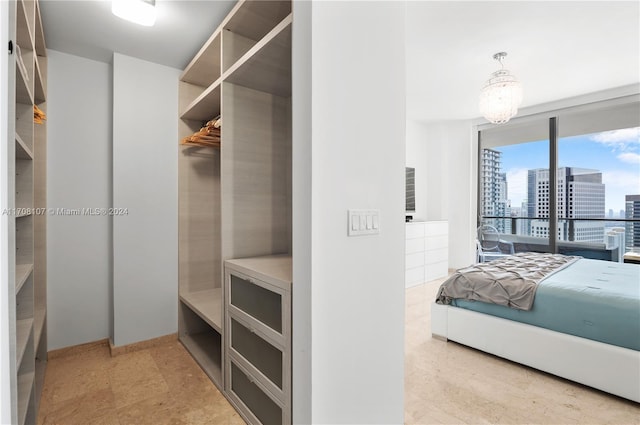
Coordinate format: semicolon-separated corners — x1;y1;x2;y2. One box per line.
179;300;223;389
180;331;222;387
16;318;34;368
17;372;34;425
35;356;46;413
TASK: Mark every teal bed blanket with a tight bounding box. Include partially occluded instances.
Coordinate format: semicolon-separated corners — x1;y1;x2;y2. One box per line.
449;258;640;351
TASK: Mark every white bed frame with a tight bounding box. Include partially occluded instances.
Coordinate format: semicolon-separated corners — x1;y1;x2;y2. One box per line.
431;302;640;403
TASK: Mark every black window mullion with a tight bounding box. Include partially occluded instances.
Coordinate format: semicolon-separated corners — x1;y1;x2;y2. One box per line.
549;117;558;254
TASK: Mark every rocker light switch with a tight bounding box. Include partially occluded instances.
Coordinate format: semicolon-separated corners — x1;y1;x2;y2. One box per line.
348;209;380;236
351;214;360;231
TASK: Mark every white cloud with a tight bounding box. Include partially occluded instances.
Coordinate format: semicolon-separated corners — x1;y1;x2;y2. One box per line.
602;170;640;209
618;152;640;165
590;128;640;151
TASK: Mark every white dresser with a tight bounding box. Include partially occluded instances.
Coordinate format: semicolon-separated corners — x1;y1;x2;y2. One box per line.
405;221;449;287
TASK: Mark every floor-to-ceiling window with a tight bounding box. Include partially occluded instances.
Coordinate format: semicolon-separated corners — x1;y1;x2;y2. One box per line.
477;97;640;262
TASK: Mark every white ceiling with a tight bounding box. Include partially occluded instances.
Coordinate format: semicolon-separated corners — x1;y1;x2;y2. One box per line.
40;0;235;69
40;1;639;122
406;1;640;122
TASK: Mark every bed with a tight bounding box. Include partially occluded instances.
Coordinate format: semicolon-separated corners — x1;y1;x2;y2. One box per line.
431;253;640;403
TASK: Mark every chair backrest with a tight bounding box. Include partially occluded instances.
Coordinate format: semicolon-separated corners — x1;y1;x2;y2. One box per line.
478;224;500;251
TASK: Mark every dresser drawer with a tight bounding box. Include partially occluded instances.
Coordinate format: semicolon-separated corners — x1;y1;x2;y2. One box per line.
227;360;288;425
406;238;424;254
406;222;425;239
424;248;448;264
229;272;284;335
406;252;424;270
425;235;448;250
229;314;284;391
425;221;448;236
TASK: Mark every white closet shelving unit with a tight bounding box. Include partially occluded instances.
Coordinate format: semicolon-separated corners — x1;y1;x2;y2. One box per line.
7;0;48;424
178;3;292;422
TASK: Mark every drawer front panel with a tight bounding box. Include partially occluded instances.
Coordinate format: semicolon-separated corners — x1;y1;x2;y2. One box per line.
425;221;448;236
231;274;282;333
425;235;448;251
406;238;424;254
231;361;283;425
406;223;425;239
424;248;448;264
231;317;283;389
405;252;424;269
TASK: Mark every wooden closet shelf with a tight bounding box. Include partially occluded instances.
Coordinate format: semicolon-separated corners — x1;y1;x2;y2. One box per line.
224;14;291;97
16;264;34;294
17;371;35;425
180;288;223;333
16;318;34;368
34;3;47;57
16;0;33;52
34;58;46;103
16;61;33;105
181;79;222;121
34;309;46;350
181;31;222;88
16;134;34;160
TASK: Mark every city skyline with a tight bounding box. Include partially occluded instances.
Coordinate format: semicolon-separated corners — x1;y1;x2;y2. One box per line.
498;127;640;212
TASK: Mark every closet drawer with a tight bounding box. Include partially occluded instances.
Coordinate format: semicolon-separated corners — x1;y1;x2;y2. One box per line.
425;221;448;236
425;235;448;251
230;273;283;334
229;315;283;391
406;222;425;239
406;238;424;254
405;252;424;270
424;248;448;264
228;360;287;425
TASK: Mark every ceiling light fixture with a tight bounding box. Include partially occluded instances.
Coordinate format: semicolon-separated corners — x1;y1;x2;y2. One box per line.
112;0;157;27
479;52;523;124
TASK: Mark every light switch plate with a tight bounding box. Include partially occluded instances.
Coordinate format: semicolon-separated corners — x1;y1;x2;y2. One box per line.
348;209;380;236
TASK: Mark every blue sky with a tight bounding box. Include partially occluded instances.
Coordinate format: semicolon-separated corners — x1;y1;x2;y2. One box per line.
497;127;640;213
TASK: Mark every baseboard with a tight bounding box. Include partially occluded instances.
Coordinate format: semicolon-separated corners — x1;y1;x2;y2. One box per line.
48;338;110;360
109;333;178;357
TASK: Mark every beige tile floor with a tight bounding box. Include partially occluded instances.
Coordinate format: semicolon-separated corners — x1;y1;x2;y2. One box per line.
37;340;245;425
38;280;640;424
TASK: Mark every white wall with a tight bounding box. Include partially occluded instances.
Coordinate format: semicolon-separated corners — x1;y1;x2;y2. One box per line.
424;121;476;268
293;1;406;423
406;119;476;268
1;0;12;420
405;120;428;221
112;53;178;347
47;50;112;350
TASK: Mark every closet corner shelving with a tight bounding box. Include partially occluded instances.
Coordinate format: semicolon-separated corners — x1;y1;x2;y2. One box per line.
7;0;48;424
178;1;292;423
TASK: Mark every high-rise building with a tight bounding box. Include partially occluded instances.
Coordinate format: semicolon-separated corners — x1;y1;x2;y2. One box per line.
625;195;640;252
528;167;605;242
480;149;510;233
518;200;529;236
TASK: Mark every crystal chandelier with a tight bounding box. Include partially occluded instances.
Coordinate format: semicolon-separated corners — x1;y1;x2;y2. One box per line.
479;52;523;124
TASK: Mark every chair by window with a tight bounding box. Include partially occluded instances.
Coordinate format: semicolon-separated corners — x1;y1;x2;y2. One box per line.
477;224;515;263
